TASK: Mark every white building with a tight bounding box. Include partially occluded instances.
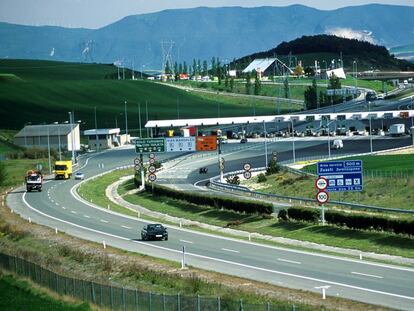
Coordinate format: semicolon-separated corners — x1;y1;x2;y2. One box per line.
326;67;346;79
83;128;128;150
14;123;80;151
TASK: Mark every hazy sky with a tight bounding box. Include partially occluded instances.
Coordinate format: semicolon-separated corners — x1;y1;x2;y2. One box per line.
1;0;413;29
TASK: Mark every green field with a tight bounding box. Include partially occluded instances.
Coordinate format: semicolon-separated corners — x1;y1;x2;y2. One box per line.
0;130;20;154
0;59;291;131
0;274;90;311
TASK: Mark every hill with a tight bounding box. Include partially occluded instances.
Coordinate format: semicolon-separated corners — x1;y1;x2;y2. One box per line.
1;4;414;68
235;35;414;71
0;60;282;131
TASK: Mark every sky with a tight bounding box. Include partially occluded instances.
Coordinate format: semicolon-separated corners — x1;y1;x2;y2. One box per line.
0;0;413;29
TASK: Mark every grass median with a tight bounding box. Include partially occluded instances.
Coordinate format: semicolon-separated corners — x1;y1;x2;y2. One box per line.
80;171;414;260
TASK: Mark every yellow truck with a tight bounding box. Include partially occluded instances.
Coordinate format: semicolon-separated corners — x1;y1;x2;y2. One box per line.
54;160;72;179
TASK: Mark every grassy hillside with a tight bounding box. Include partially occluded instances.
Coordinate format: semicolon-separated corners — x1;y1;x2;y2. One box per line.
0;60;291;131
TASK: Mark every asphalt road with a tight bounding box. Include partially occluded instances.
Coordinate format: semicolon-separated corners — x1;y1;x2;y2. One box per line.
7;137;414;310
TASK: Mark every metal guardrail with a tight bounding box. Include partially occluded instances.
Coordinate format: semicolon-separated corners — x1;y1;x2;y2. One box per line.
210;162;414;215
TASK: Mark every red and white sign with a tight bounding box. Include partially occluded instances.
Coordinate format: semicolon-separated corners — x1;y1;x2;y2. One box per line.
315;177;328;191
316;191;329;204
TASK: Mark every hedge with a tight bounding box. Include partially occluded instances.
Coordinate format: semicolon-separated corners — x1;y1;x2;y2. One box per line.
134;175;273;215
285;206;414;236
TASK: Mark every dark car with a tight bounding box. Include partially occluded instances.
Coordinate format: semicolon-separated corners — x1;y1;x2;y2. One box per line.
141;224;168;241
199;167;208;174
240;138;248;143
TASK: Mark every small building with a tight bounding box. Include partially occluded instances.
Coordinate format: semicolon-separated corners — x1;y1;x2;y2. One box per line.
83;128;128;150
14;123;80;151
242;58;293;78
326;68;346;79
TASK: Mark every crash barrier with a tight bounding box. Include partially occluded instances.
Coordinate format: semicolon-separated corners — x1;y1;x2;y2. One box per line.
210;161;414;215
0;252;301;311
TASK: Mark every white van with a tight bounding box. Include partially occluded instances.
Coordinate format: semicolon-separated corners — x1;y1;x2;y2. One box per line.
332;139;344;149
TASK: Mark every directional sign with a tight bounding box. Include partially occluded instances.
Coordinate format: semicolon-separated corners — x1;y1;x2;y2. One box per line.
243;163;251;171
316;191;329;204
148;174;157;182
315;177;328;191
317;160;363;192
166;137;196;152
135;138;165;154
148;165;156;174
243;171;252;180
134;158;141;165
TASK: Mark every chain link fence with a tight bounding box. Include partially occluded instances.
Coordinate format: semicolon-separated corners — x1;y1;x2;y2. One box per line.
0;252;302;311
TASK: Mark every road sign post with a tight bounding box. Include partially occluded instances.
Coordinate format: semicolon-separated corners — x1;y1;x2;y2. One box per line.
140;153;145;190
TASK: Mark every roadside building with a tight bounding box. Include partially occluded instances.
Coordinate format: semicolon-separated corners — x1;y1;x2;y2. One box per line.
242;58;293;79
14;123;80;151
83;128;129;150
326;68;346;79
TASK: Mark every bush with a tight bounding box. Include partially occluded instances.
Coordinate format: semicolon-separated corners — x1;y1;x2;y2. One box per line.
266;159;281;175
257;173;267;183
287;206;320;222
143;183;273;215
0;161;5;186
277;209;288;221
226;175;240;185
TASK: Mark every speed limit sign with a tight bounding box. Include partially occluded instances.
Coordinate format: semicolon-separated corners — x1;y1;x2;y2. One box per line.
243;171;252;180
315;177;328;191
148;173;157;182
316;191;329;204
134;158;141;165
148;165;156;174
149;158;155;165
149;153;155;159
134;164;141;171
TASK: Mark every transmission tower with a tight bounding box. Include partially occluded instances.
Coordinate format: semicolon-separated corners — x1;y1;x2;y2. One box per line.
161;40;174;74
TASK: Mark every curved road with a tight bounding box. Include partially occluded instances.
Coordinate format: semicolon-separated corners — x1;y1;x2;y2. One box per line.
7;139;414;310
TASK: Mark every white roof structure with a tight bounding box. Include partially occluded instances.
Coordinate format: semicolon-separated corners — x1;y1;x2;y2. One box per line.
84;128;120;135
242;58;293;74
15;124;79;137
327;68;346;79
145;110;414;128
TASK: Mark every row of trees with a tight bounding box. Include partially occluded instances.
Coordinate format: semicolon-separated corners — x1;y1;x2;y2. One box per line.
165;57;233;79
304;74;344;110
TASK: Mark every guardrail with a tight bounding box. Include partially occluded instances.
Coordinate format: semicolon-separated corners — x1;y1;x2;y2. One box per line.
209;161;414;215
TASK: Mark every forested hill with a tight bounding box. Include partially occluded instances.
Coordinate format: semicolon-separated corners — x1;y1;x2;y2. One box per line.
235;35;413;71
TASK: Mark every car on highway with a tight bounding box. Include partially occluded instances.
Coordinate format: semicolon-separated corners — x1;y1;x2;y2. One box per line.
141;224;168;241
240;138;248;143
199;167;208;174
75;172;85;180
332;139;344;149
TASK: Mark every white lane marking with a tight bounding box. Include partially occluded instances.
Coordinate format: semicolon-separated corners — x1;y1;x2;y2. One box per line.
121;225;131;229
278;258;301;265
100;219;109;223
50;199;54;203
222;248;240;253
62;206;66;209
55;202;59;206
21;193;414;302
71;211;77;214
84;215;90;218
180;239;193;244
67;158;414;275
351;272;383;279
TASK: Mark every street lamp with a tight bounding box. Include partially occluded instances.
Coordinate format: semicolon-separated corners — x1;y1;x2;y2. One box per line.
68;112;76;164
47;124;52;174
368;101;373;154
326;120;336;159
263;120;268;168
94;107;99;152
322;60;328;85
353;60;358;98
290;119;296;163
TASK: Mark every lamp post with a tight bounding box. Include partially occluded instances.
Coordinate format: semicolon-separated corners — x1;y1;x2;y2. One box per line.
68;112;76;164
93;107;99;152
57;125;62;161
353;60;358;99
47;124;51;174
368;101;373;154
124;100;128;140
322;60;328;85
263;120;268;168
138;102;142;138
290;119;296;163
326;120;336;159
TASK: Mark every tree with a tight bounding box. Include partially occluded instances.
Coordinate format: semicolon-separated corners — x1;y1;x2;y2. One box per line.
202;60;208;76
293;65;304;77
283;78;290;99
230;78;235;92
197;59;201;75
164;60;172;74
178;63;183;74
304;79;318;110
225;75;229;88
245;72;252;95
328;73;342;105
217;59;222;85
0;161;5;186
211;57;216;76
183;62;188;74
266;159;281;175
174;62;179;80
192;59;197;76
254;74;261;95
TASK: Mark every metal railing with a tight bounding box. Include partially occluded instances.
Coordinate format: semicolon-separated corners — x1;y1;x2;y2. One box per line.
0;252;300;311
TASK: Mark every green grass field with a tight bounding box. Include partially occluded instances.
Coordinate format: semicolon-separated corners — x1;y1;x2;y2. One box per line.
0;59;289;131
0;274;90;311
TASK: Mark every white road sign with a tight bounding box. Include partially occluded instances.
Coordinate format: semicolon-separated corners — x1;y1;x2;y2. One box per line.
148;165;156;174
166;137;196;152
316;191;329;204
149;158;155;164
315;177;328;191
243;163;252;171
134;158;141;165
243;171;252;179
149;153;155;159
148;174;157;182
134;164;141;171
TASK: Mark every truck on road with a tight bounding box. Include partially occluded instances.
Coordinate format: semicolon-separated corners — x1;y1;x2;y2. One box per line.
25;170;43;192
389;124;405;137
54;160;72;179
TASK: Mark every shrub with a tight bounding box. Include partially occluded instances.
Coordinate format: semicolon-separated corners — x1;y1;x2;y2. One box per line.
257;173;267;183
226;175;240;185
0;161;5;186
278;209;288;221
266;159;281;175
287;206;319;222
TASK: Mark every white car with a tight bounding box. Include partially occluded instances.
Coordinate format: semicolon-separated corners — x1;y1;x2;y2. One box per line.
332;139;344;149
75;172;85;180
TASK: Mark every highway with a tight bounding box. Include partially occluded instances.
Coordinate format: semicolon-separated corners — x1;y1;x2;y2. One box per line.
7;137;414;310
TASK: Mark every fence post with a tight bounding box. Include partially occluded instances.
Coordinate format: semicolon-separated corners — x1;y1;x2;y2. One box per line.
100;284;103;307
135;289;138;311
122;287;126;311
163;293;166;311
197;295;200;311
82;280;85;301
91;281;96;304
217;296;220;311
177;293;181;311
149;291;152;311
267;302;270;311
239;299;243;310
110;286;114;311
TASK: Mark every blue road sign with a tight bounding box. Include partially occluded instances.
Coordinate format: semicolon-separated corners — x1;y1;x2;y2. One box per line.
317;160;363;192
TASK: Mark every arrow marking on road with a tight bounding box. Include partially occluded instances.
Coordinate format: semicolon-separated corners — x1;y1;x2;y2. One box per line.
84;215;90;218
71;211;77;214
351;272;383;279
180;239;193;244
100;219;109;223
121;225;131;229
278;258;301;265
222;248;240;253
61;206;66;209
